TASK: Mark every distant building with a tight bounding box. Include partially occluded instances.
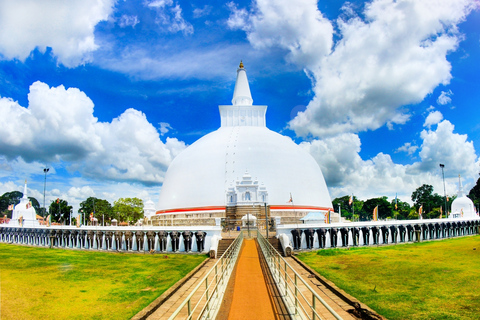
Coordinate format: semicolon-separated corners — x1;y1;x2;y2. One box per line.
156;62;334;224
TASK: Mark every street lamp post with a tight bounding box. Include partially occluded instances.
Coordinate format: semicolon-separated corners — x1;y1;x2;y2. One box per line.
440;164;447;218
265;202;269;239
247;212;250;238
43;168;49;218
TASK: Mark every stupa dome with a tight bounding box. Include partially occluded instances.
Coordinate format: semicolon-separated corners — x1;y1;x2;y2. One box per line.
157;63;333;216
450;175;477;219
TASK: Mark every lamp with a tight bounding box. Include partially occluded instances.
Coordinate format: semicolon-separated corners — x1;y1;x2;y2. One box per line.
43;167;49;218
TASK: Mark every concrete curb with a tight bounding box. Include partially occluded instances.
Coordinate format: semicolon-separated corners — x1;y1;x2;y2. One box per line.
291;255;386;320
131;258;211;320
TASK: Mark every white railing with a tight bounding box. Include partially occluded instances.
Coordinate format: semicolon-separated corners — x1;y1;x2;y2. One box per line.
256;231;343;320
168;232;243;320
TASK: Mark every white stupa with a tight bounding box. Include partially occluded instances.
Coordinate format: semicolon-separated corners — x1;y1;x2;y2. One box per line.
450;175;477;219
10;180;40;227
157;62;333;221
143;199;156;219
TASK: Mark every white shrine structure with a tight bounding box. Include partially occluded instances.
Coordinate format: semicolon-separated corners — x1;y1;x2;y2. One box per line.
450;175;478;219
143;199;156;219
9;180;40;227
156;62;335;225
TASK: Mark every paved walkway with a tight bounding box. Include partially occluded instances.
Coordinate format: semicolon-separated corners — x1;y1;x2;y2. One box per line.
227;239;278;319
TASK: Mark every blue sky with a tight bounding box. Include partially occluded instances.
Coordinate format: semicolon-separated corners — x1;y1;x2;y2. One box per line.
0;0;479;214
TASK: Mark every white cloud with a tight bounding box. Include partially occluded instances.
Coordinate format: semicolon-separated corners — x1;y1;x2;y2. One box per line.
302;119;479;202
283;0;475;137
146;0;173;8
437;90;453;105
227;2;250;30
159;122;173;135
300;133;362;186
0;156;53;179
228;0;333;69
416;120;478;175
0;181;21;196
0;0;114;67
424;110;444;128
67;186;95;199
193;5;212;19
0;81;186;185
165;138;186;159
170;4;193;34
0;81;101;162
300;134;419;201
96;43;251;80
145;0;193;35
396;142;419;155
119;15;140;28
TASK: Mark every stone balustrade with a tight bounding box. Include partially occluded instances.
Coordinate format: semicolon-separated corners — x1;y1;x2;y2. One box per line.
278;218;480;250
0;225;221;253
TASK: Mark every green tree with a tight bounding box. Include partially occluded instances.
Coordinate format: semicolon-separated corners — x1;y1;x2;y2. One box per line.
411;184;444;217
332;195;363;221
390;198;411;220
113;198;144;224
468;177;480;211
362;197;392;221
48;199;72;224
429;207;442;219
0;191;22;218
407;208;419;220
412;184;434;208
78;197;113;223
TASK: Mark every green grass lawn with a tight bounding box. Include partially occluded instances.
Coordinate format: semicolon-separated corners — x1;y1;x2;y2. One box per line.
0;244;207;320
297;236;480;320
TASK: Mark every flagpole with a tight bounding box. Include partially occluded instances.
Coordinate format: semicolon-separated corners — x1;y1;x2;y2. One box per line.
43;167;49;218
291;193;297;229
350;194;355;221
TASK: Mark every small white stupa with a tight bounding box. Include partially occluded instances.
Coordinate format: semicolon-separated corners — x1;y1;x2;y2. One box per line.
450;175;477;219
143;199;156;219
10;180;40;227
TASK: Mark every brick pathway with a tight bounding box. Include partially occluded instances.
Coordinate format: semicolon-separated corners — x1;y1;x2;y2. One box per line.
227;239;278;320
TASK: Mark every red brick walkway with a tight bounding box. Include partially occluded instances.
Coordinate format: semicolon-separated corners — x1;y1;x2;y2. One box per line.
227;239;277;320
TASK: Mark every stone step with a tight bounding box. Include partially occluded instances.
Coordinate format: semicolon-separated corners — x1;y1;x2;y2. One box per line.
217;238;235;257
268;237;284;256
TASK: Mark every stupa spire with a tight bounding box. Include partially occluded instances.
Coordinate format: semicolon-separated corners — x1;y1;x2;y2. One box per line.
458;174;464;197
219;63;267;127
23;179;28;199
232;61;253;106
